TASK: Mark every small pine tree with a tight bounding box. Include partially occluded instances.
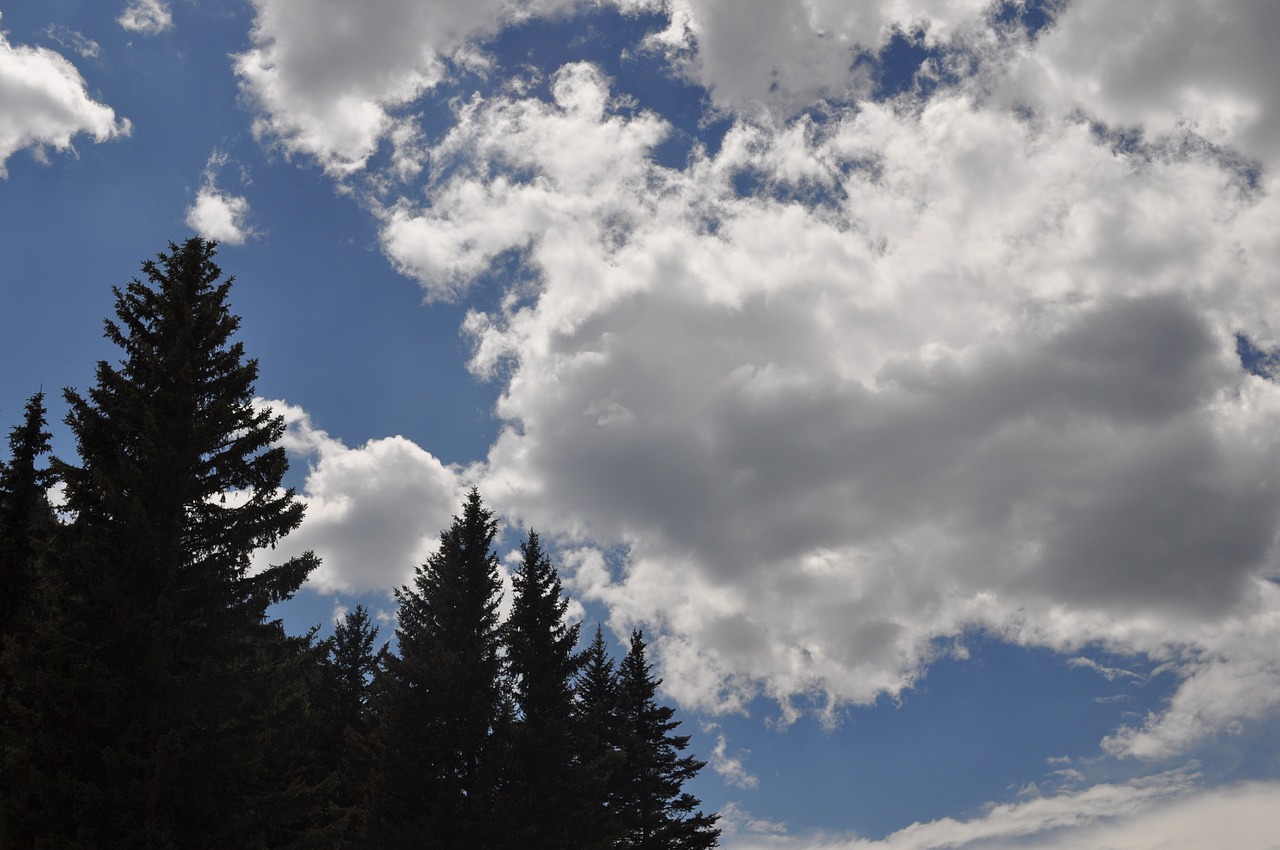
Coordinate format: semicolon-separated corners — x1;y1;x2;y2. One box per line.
370;487;508;849
317;604;385;841
614;630;720;850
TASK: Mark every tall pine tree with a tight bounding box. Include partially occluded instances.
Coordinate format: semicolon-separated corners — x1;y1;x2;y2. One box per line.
614;630;720;850
575;624;628;850
0;391;54;640
503;530;587;848
1;238;325;848
370;487;508;849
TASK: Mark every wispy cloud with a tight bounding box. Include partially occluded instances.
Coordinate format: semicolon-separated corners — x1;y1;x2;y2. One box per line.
710;730;759;790
118;0;173;35
43;25;101;59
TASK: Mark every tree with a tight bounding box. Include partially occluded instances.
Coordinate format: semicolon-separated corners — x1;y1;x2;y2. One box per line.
1;238;324;847
503;530;587;848
315;604;385;841
0;390;54;640
370;487;508;849
574;624;627;850
613;630;720;850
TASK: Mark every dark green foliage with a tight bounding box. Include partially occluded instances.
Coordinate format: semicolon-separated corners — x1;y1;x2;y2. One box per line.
0;237;720;849
316;605;385;842
575;624;629;849
614;630;721;850
370;487;509;849
0;391;54;639
503;530;588;848
1;238;325;847
324;604;384;736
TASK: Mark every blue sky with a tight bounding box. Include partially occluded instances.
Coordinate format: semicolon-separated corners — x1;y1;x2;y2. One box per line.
4;1;1280;846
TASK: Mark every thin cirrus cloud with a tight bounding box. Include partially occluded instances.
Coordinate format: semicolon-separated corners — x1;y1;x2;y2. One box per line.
235;0;1280;798
0;22;130;176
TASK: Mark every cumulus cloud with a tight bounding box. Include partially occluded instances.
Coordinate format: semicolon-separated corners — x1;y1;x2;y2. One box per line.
643;0;992;112
118;0;174;35
234;0;576;175
238;0;1280;770
0;24;130;176
722;772;1280;850
185;150;257;245
368;56;1280;752
1000;0;1280;168
255;399;465;594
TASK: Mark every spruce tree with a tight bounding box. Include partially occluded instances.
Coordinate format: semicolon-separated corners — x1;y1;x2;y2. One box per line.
0;391;56;847
316;604;385;842
1;238;324;847
503;530;586;848
614;630;720;850
370;487;508;849
0;391;54;639
575;624;627;850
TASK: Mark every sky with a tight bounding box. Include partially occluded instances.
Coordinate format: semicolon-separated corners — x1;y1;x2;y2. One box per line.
3;0;1280;846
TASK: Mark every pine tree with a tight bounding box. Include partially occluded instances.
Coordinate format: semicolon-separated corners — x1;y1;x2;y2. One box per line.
575;624;627;850
503;529;586;848
0;390;54;639
0;391;56;849
316;604;385;842
1;238;325;847
614;630;720;850
370;487;508;849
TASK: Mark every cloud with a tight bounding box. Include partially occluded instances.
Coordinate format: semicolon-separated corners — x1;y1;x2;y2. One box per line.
368;57;1280;750
185;150;257;245
999;0;1280;168
118;0;174;35
43;25;101;60
709;730;759;790
239;0;1280;767
0;24;130;176
642;0;992;112
721;771;1280;850
376;61;1280;742
255;399;465;594
234;0;576;175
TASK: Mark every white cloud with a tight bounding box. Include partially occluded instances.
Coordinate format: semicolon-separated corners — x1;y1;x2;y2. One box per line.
255;399;465;594
999;0;1280;167
43;25;101;60
710;730;759;790
186;189;253;245
118;0;174;35
722;772;1280;850
185;151;257;245
644;0;992;112
240;0;1280;768
0;24;130;176
234;0;576;175
369;58;1280;751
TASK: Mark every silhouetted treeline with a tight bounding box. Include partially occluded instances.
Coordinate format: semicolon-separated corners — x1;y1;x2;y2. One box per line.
0;237;719;849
